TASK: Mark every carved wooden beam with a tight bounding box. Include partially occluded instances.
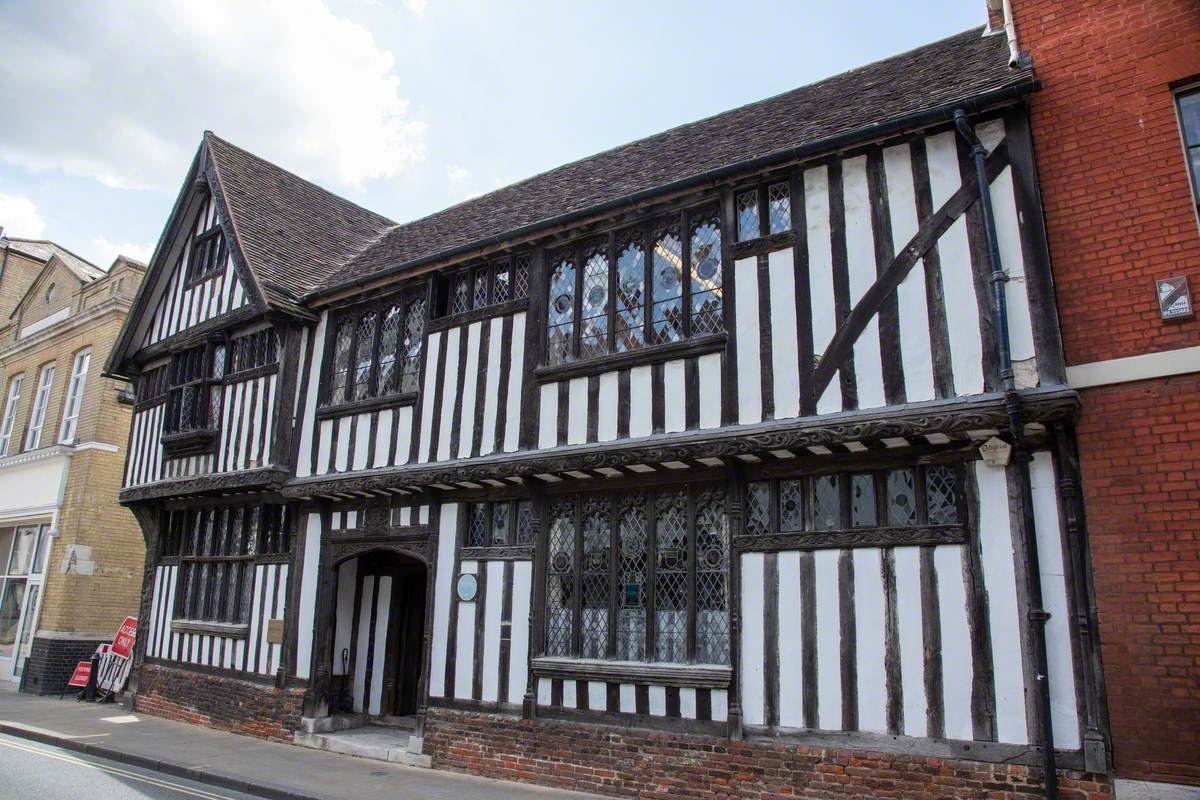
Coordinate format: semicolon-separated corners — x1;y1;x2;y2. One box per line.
119;466;290;503
812;140;1011;401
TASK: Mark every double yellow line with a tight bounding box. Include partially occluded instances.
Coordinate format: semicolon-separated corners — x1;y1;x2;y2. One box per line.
0;735;240;799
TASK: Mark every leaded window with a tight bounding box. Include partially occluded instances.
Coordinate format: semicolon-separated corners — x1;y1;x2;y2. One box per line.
735;180;793;241
164;346;207;434
323;291;426;407
165;502;292;625
186;225;227;284
463;499;532;549
743;464;964;536
542;485;729;665
438;254;531;319
545;205;722;364
228;328;279;375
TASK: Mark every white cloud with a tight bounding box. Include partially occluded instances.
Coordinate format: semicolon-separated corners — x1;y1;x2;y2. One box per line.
446;164;471;183
0;0;426;191
89;236;155;268
404;0;429;17
0;193;46;238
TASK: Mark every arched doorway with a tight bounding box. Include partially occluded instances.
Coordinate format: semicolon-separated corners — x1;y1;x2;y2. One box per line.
330;550;426;718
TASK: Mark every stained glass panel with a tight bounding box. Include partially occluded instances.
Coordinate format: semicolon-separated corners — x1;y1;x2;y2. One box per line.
650;230;683;345
814;474;841;531
690;216;724;335
546;257;575;365
544;501;575;656
616;495;647;661
851;473;877;527
654;490;688;662
614;238;645;353
695;488;729;665
926;465;959;524
736;190;759;241
768;183;792;234
580;250;610;359
780;479;804;531
887;469;917;526
581;496;611;658
745;481;770;535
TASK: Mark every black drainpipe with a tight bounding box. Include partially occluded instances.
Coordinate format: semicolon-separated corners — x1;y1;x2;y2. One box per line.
954;108;1059;800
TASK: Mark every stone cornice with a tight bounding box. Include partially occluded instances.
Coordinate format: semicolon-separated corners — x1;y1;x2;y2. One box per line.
0;297;132;361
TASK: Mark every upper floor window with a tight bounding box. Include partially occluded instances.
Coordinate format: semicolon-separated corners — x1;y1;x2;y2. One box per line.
135;364;170;406
438;254;530;318
743;463;963;537
544;205;724;366
324;292;426;407
186;226;227;284
543;484;729;665
165;345;211;435
736;180;792;241
58;349;91;444
24;363;54;451
1176;88;1200;209
43;284;55;304
162;503;292;625
0;375;23;456
228;328;279;376
465;499;533;549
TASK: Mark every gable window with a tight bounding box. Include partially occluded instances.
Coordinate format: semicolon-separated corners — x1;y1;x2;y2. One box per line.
0;375;23;456
43;284;55;304
743;463;964;540
543;484;729;665
163;503;292;626
324;292;426;408
544;205;724;366
23;364;54;451
438;253;530;319
58;349;91;444
735;180;792;242
1176;88;1200;210
186;226;227;285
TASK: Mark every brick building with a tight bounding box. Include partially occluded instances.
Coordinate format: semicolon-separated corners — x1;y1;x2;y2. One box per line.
1007;0;1200;794
0;234;147;692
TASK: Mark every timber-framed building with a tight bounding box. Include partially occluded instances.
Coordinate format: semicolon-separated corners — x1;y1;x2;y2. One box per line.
107;25;1113;799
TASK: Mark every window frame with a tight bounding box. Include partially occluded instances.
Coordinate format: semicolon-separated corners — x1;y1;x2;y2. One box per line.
435;253;531;321
320;288;427;414
461;498;534;557
57;348;91;444
185;223;227;287
23;363;55;451
540;202;726;370
539;482;730;667
1174;85;1200;212
733;178;793;243
0;374;24;456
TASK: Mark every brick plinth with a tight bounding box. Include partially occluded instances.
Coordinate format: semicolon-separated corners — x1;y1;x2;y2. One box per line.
20;636;107;695
423;708;1112;799
134;663;304;741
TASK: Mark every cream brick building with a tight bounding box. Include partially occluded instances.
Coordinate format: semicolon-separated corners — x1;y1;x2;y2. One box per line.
0;235;146;692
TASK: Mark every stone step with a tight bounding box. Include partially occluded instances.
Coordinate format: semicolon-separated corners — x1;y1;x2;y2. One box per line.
293;725;432;768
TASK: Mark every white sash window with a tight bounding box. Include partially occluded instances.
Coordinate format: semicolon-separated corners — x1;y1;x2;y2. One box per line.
58;350;90;444
0;376;23;456
24;364;54;451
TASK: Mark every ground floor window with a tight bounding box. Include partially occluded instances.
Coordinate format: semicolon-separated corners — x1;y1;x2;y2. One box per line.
0;524;50;662
163;503;292;624
543;484;729;665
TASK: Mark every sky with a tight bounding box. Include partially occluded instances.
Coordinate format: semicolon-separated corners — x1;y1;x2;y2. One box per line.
0;0;986;270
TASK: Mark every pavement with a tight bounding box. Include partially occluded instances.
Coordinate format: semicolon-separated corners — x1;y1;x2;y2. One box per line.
0;684;601;800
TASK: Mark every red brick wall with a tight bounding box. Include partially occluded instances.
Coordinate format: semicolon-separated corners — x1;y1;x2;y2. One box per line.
135;663;304;742
425;708;1112;800
1014;0;1200;785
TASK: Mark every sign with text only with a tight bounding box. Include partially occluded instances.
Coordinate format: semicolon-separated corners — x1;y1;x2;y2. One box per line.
67;661;91;688
111;616;138;659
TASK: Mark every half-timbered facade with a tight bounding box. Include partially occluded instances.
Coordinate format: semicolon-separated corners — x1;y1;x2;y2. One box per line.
108;24;1112;798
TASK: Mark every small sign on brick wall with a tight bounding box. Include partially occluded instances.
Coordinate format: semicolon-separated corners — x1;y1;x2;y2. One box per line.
1156;275;1194;321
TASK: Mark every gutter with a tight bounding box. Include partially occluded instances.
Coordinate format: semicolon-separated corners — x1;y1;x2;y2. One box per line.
954;109;1058;800
306;79;1039;305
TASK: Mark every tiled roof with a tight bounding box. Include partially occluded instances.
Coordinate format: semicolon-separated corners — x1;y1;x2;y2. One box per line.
200;26;1033;306
314;26;1033;298
204;132;395;306
4;238;106;282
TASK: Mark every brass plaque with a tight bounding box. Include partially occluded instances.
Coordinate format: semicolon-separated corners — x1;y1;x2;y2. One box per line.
266;619;285;644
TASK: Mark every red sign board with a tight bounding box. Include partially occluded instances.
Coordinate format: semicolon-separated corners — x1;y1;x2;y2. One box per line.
67;661;92;688
111;616;137;659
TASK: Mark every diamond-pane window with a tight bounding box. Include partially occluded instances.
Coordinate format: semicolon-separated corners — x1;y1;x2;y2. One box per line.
814;474;841;531
378;305;402;394
695;489;729;665
516;500;533;545
473;267;489;308
745;481;770;535
768;183;791;234
581;497;610;659
513;254;530;299
467;503;487;547
851;473;877;527
580;249;610;359
329;320;352;404
493;263;511;304
546;257;575;365
491;502;509;546
654;490;688;663
780;480;804;531
690;215;724;335
354;313;376;400
650;230;683;345
615;238;645;353
545;501;575;657
616;496;647;661
736;191;760;241
887;469;917;526
400;297;425;394
450;273;471;316
926;465;959;524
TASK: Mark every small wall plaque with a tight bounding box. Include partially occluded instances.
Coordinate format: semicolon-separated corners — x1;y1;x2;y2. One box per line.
266;619;285;644
1156;276;1193;321
456;573;478;602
